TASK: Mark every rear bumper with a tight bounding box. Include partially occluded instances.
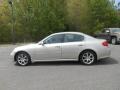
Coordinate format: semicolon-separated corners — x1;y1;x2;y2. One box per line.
97;47;111;60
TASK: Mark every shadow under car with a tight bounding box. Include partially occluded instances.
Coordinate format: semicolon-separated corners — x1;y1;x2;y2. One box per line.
22;57;119;66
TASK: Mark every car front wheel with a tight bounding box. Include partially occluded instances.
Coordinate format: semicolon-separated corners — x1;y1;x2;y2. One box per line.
111;37;117;45
79;51;97;65
15;52;31;66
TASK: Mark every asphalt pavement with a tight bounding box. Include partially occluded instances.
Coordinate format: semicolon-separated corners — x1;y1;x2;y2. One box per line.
0;45;120;90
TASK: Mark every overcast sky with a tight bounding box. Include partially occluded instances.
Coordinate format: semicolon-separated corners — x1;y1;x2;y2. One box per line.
115;0;120;5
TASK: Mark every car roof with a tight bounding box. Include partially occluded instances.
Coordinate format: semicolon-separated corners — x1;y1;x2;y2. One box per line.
51;32;95;39
105;28;120;30
40;31;96;42
53;32;85;35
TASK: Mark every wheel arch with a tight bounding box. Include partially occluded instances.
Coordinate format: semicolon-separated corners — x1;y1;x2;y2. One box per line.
111;35;117;38
14;51;31;61
78;49;97;61
110;35;117;44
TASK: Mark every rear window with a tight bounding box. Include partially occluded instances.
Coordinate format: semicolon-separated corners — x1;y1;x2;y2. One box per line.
64;34;84;42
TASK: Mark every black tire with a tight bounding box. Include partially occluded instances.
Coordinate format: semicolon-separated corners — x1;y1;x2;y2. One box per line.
79;50;97;65
111;37;117;45
15;52;31;66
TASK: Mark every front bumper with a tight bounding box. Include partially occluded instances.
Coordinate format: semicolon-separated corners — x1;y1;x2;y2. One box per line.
117;38;120;43
97;46;111;60
10;52;15;61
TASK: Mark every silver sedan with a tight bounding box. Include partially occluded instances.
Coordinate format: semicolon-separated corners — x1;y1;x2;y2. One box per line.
10;32;111;66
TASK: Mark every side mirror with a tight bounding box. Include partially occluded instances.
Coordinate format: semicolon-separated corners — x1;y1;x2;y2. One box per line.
39;42;45;46
106;30;110;33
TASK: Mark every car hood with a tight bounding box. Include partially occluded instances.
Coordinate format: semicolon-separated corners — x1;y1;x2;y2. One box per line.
113;32;120;34
13;43;37;52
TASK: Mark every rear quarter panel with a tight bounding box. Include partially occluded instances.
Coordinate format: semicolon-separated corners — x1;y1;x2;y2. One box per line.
84;38;110;60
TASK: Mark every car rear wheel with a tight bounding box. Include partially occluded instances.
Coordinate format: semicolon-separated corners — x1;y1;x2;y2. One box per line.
79;51;97;65
15;52;31;66
111;37;117;45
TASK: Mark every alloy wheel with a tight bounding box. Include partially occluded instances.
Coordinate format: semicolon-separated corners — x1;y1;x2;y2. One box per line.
16;52;30;66
80;51;96;65
111;38;116;45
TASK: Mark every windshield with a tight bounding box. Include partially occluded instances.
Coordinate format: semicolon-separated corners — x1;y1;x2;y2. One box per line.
111;28;120;33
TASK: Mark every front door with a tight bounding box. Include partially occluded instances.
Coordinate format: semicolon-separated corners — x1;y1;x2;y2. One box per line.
34;43;62;60
35;34;64;60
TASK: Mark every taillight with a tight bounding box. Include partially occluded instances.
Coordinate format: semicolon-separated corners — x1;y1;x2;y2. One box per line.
102;41;108;47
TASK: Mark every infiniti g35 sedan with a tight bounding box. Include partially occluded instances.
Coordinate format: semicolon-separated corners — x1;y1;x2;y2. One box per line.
10;32;111;66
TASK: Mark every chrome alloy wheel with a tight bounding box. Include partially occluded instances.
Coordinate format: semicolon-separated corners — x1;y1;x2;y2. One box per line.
81;52;95;65
16;52;29;66
111;38;116;45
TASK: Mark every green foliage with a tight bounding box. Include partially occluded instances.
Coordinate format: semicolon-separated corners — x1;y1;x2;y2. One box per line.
88;0;118;34
0;0;119;43
0;0;11;43
14;0;66;41
66;0;90;32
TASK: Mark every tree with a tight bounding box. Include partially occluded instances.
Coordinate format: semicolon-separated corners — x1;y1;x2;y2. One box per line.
88;0;118;34
66;0;90;32
0;0;11;43
14;0;66;41
0;0;119;43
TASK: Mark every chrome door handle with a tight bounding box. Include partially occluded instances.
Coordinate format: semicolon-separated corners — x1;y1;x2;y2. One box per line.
78;45;84;46
55;46;60;48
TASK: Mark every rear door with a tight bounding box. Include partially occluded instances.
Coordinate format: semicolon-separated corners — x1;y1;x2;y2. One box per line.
61;34;85;60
